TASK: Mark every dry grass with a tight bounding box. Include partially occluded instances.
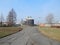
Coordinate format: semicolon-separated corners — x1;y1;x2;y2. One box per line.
39;27;60;41
0;27;22;38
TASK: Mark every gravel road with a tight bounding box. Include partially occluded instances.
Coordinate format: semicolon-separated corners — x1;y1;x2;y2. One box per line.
0;26;60;45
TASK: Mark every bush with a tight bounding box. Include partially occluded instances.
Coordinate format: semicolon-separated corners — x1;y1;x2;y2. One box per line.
51;26;60;28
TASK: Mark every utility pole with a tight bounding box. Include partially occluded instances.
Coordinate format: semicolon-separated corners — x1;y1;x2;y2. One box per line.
38;17;40;25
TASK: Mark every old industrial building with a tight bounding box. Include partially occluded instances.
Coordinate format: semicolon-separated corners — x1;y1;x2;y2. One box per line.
21;16;34;26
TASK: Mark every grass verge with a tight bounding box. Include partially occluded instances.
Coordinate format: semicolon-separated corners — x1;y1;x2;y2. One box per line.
39;27;60;41
0;27;22;38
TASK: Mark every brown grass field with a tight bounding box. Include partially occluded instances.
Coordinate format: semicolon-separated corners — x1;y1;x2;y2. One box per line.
0;27;22;38
39;27;60;41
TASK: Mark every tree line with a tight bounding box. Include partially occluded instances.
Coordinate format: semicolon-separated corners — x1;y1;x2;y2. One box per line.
0;8;56;27
0;8;16;27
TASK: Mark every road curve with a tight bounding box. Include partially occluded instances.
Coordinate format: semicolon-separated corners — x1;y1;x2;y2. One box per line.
0;26;60;45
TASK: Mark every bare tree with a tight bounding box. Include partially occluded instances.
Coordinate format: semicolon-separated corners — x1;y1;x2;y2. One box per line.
7;8;17;26
46;14;54;24
0;13;4;26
